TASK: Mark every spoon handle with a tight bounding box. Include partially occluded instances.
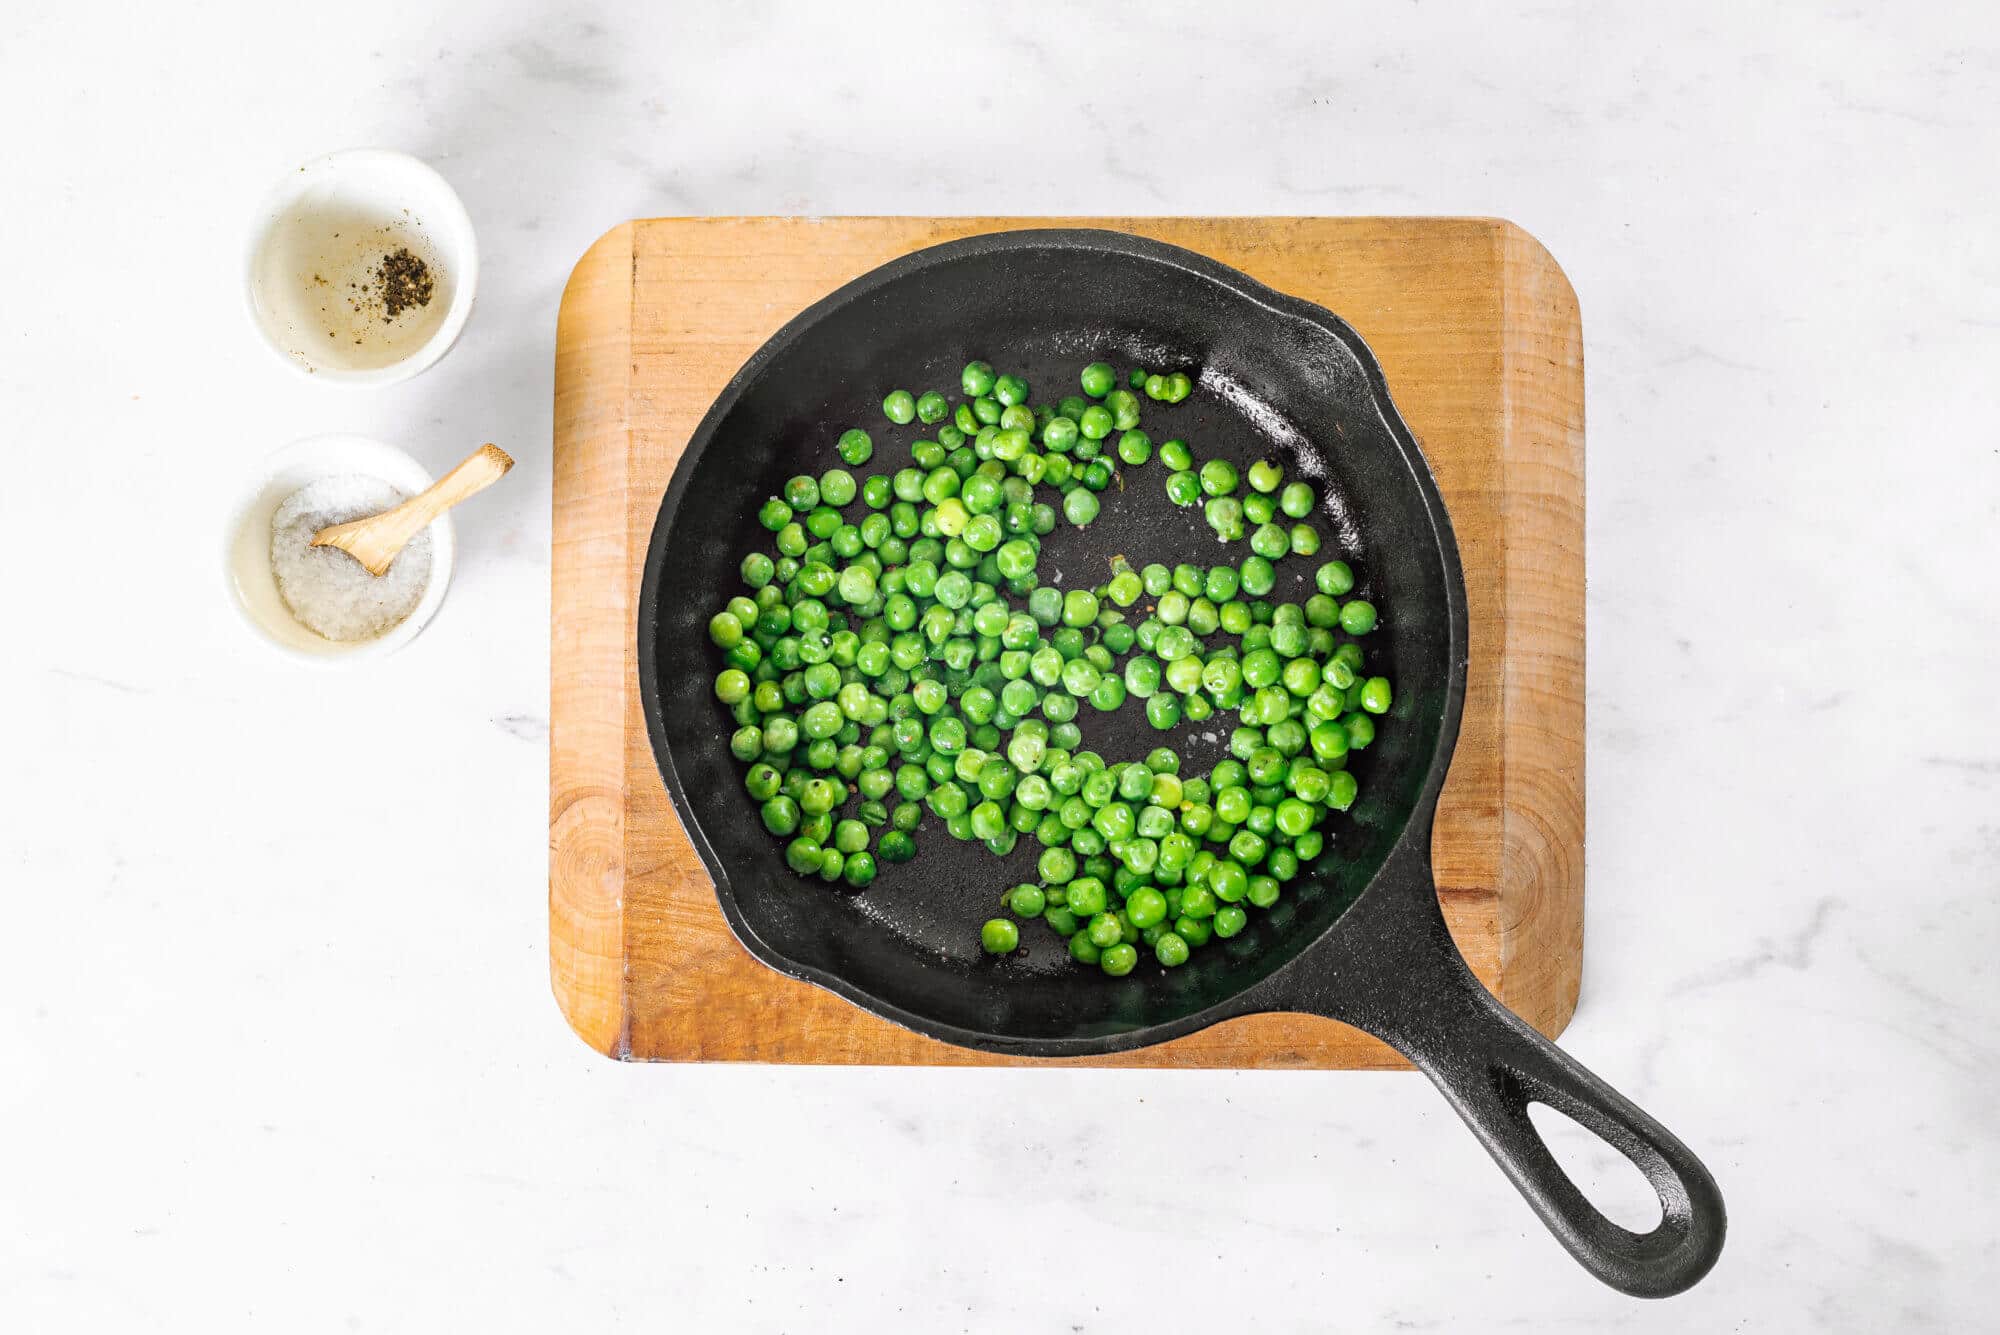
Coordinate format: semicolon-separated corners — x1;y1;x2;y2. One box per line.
314;444;513;572
399;444;514;535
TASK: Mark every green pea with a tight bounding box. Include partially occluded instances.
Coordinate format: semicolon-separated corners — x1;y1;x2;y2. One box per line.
1105;389;1140;431
1250;522;1290;560
1041;904;1079;937
1066;877;1109;917
883;390;916;424
1340;600;1378;635
1273;798;1316;837
825;818;865;855
981;918;1020;954
995;883;1042;920
1078;405;1114;440
1247;459;1283;493
964;513;1003;552
1199;459;1239;496
1064;487;1100;527
1238;555;1275;597
1207;859;1248;903
1279;481;1315;517
784;835;824;875
1361;676;1393;714
708;610;745;648
1099;942;1139;976
962;361;996;396
993;373;1029;407
1124;887;1168;930
1144;436;1191;473
915;390;949;424
1154;932;1190;967
1116;429;1152;465
1316;560;1356;596
1056;659;1104;703
836;428;874;466
1086;912;1124;948
1038;845;1077;885
714;668;751;704
761;795;800;836
970;801;1008;841
1289;763;1331;804
1089;674;1127;712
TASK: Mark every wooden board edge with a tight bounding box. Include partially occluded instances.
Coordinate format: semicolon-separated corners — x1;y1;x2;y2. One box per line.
1491;220;1587;1038
550;222;638;1059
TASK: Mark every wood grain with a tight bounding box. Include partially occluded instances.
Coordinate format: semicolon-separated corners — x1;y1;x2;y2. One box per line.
550;217;1584;1066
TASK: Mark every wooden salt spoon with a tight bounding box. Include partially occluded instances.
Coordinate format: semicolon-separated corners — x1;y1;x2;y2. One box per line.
313;444;514;575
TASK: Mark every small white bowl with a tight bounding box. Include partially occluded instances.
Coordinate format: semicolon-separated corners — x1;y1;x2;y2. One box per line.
245;150;478;386
225;434;455;664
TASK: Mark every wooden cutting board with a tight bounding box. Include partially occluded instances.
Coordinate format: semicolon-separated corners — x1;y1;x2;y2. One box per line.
550;217;1583;1065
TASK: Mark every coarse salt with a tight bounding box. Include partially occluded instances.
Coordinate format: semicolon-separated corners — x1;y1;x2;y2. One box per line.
270;474;432;641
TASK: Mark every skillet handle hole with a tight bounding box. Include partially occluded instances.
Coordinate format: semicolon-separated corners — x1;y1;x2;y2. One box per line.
1526;1099;1663;1233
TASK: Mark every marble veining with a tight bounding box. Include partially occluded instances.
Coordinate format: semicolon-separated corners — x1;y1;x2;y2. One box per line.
2;1;1996;1331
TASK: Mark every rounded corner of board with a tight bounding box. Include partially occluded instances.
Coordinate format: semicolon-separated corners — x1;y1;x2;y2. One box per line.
561;221;637;314
1488;219;1582;326
549;963;630;1061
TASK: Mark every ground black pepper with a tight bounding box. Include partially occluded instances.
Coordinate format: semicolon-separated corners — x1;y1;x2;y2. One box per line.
373;248;435;320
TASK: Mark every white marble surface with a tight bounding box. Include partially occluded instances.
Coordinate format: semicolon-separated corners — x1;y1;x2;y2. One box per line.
4;1;1997;1329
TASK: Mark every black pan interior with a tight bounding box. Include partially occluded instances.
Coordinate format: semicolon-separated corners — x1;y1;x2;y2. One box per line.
641;231;1458;1048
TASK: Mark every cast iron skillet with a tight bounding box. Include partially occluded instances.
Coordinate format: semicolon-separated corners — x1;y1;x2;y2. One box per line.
639;229;1725;1297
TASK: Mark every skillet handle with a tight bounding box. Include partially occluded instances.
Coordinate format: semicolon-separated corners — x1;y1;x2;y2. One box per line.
1317;858;1726;1297
1389;952;1724;1296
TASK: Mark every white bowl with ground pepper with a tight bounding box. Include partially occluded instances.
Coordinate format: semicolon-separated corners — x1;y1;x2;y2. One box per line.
225;435;455;663
245;149;477;386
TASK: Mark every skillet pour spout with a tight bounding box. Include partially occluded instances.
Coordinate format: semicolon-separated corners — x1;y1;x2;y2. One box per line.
638;226;1725;1295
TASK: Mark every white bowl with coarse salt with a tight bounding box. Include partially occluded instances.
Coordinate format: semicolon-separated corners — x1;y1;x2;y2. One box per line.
224;434;455;664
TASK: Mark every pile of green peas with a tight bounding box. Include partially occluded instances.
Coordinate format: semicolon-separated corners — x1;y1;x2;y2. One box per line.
1165;443;1328;553
710;358;1392;973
